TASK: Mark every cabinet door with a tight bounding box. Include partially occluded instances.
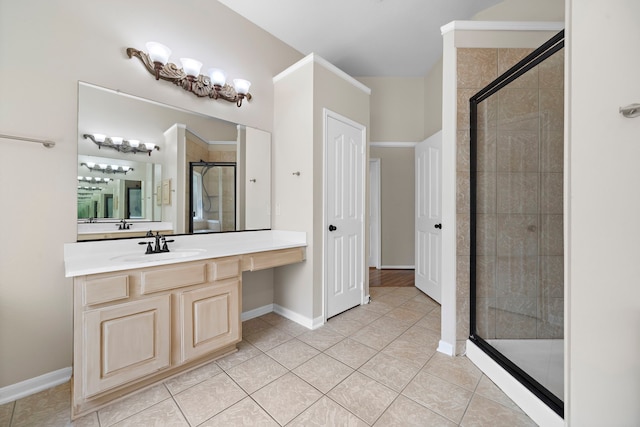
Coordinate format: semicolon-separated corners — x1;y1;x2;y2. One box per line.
177;279;240;363
83;295;170;397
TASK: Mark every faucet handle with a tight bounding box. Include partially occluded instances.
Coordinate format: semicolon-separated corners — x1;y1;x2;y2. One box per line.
138;241;153;254
145;230;154;237
161;238;174;252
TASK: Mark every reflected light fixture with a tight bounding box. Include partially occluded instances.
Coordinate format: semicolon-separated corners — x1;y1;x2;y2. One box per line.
127;42;252;107
80;162;135;175
83;134;159;156
78;176;112;184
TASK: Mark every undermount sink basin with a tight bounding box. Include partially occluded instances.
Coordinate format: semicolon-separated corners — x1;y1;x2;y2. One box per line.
110;249;207;263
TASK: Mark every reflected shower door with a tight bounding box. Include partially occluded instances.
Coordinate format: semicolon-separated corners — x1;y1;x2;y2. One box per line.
189;162;236;233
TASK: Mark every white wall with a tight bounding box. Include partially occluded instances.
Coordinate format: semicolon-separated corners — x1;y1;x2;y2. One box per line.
474;0;564;21
273;55;370;324
566;0;640;424
0;0;301;388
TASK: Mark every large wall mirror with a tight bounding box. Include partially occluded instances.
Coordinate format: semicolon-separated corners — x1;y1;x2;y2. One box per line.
77;82;271;241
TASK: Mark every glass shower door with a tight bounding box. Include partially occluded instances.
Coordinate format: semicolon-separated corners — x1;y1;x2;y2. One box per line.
469;31;565;417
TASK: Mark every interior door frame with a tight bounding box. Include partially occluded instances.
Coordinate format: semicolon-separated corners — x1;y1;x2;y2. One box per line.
369;158;381;269
322;108;367;321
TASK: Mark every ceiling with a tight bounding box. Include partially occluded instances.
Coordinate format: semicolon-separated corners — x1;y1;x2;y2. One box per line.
218;0;502;77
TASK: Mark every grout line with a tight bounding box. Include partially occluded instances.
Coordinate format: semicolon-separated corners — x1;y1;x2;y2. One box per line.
169;390;191;426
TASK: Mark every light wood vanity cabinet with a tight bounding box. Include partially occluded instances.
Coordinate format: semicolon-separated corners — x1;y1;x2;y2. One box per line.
71;246;304;419
73;256;243;418
175;278;240;363
82;294;171;397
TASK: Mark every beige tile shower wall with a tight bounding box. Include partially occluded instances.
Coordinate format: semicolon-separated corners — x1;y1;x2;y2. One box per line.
456;47;564;351
457;48;499;351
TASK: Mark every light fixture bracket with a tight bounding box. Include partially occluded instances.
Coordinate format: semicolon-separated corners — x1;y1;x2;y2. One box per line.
126;47;252;107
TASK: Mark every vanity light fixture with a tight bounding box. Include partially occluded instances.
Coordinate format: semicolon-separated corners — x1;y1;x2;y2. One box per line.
80;162;134;175
83;134;159;156
126;42;252;107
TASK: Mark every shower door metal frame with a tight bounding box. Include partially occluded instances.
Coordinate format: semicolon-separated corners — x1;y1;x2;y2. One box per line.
468;30;565;417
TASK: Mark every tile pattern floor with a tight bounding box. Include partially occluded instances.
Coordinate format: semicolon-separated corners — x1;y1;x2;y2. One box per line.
0;287;537;426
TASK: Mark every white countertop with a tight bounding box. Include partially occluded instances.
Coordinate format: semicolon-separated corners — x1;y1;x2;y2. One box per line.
64;230;306;277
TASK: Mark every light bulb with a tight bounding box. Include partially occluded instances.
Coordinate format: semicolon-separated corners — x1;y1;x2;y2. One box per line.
233;79;251;95
110;137;123;145
180;58;202;77
145;42;171;65
128;139;140;148
207;68;226;86
93;134;106;143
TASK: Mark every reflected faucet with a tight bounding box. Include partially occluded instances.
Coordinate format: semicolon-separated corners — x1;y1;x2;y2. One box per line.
117;219;131;230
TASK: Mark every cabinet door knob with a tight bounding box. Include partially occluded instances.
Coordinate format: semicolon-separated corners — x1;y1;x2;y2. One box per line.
329;225;337;232
434;223;442;229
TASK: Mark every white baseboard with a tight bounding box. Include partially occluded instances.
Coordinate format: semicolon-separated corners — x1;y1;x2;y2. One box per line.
379;265;415;270
437;340;455;356
466;340;564;427
241;304;274;321
273;304;318;329
0;367;72;405
243;303;318;330
311;315;325;330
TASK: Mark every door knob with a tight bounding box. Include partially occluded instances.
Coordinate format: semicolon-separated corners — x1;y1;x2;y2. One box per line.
329;225;337;232
434;223;442;229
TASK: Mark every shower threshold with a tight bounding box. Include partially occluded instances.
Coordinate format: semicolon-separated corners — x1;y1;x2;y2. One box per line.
486;338;563;401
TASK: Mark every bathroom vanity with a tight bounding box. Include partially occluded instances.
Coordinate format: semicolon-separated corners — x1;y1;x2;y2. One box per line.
64;230;305;418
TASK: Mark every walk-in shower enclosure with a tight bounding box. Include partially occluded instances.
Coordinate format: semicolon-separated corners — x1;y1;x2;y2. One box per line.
469;31;564;417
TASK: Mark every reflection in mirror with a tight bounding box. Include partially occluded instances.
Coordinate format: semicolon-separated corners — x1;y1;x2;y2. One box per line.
77;154;161;221
189;162;236;233
77;82;271;241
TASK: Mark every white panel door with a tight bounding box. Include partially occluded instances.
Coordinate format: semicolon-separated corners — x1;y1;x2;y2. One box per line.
325;110;365;319
415;131;442;303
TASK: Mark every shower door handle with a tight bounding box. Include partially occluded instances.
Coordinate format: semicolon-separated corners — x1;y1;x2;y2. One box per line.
434;223;442;229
